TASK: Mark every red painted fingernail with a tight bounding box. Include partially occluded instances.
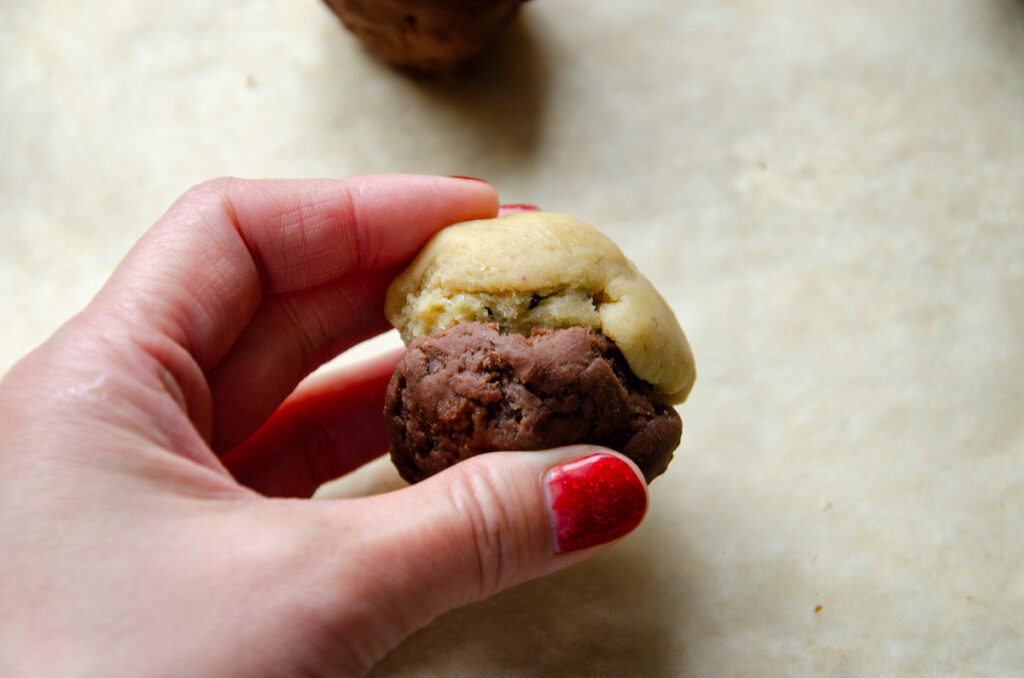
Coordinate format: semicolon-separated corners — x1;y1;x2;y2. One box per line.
499;203;541;212
449;175;489;184
544;453;648;554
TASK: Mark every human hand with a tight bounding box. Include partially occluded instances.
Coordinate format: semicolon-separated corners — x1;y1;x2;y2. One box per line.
0;175;648;677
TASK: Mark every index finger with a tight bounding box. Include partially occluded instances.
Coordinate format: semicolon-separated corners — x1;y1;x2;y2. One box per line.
95;175;498;371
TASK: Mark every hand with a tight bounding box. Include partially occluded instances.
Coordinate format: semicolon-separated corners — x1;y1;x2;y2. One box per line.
0;175;648;677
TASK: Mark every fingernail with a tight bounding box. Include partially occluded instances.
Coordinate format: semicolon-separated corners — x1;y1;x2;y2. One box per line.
449;175;489;184
499;203;540;212
544;453;647;554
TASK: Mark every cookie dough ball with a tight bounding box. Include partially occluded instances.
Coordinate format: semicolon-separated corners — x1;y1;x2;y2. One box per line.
385;211;696;403
385;322;681;483
323;0;528;73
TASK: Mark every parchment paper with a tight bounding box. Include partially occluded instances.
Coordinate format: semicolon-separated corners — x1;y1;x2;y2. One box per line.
3;1;1023;675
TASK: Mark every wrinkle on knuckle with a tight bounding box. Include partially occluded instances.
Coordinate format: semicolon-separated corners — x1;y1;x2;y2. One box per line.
274;295;333;370
444;462;521;600
344;181;383;272
271;202;318;282
278;296;317;357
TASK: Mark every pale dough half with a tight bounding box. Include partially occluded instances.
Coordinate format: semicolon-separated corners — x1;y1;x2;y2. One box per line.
385;212;696;403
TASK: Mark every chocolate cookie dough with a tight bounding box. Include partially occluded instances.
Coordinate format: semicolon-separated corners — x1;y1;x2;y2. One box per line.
385;322;682;484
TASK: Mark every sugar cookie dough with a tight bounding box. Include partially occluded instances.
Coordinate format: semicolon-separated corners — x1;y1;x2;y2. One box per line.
386;212;695;402
383;211;695;483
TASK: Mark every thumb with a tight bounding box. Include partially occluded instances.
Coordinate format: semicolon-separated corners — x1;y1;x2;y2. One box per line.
326;446;648;649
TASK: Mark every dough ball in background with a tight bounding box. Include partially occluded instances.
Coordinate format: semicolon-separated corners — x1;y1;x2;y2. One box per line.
322;0;530;73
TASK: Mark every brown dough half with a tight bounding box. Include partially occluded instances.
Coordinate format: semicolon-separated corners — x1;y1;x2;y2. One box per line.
385;322;682;483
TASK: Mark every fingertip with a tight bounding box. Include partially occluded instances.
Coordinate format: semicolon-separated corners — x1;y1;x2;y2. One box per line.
433;174;500;213
340;174;499;272
541;449;648;555
368;173;497;206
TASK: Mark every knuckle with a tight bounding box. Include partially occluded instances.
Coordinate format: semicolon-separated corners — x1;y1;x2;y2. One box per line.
444;460;526;600
178;178;241;226
183;176;236;200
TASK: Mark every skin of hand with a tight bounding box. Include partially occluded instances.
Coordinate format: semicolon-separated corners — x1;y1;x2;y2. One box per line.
0;175;648;677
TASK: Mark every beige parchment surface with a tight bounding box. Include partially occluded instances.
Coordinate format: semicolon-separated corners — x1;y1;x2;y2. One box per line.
2;1;1023;676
